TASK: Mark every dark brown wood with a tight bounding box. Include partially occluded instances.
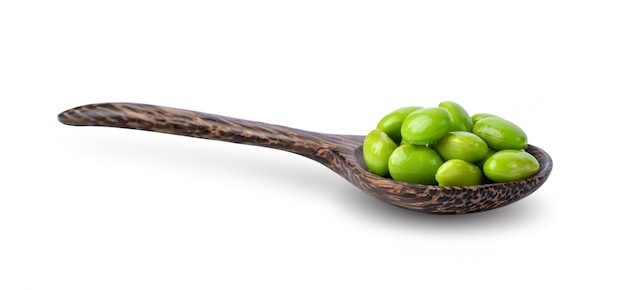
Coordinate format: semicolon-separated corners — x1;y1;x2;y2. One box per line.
58;103;553;214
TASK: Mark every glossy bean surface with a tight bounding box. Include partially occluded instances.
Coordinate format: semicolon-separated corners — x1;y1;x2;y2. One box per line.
471;113;499;124
482;149;539;182
376;106;423;143
388;144;443;185
435;159;483;186
435;131;488;163
439;101;473;132
363;129;397;176
473;117;527;150
401;107;452;145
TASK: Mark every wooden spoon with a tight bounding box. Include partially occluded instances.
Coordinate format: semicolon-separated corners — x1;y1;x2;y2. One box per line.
58;103;552;214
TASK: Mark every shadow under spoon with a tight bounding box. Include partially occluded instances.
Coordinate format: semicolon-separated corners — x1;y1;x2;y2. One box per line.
58;102;552;214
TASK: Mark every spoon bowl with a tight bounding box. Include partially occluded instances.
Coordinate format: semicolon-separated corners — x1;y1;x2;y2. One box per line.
58;103;552;214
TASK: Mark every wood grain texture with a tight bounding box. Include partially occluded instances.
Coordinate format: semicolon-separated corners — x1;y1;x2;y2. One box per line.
59;103;553;214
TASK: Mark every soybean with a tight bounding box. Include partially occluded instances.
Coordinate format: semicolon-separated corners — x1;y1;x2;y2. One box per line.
401;108;452;145
439;101;473;132
435;131;488;163
435;159;483;186
388;144;443;185
473;117;528;150
362;101;539;185
471;113;499;124
376;106;423;143
482;150;539;182
363;129;397;177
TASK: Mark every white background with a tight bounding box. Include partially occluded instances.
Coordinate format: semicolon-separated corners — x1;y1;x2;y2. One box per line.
1;1;625;289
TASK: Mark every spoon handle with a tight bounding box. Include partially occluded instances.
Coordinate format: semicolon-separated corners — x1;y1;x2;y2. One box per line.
58;103;361;162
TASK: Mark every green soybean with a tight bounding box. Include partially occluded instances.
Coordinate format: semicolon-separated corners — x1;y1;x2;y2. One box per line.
439;101;473;132
388;144;443;185
401;107;452;145
435;159;483;186
363;101;539;186
471;113;499;124
363;129;397;176
482;149;539;182
473;117;528;150
435;131;488;163
376;106;423;143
